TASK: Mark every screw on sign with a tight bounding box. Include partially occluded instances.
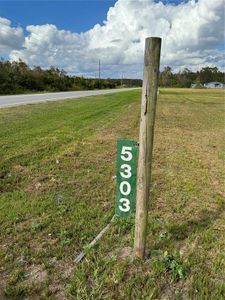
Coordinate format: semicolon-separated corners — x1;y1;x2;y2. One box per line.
115;140;138;217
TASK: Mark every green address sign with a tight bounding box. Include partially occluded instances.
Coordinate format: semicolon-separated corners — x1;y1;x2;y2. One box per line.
115;140;138;217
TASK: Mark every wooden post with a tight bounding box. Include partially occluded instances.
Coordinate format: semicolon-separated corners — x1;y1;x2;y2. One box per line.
134;37;161;259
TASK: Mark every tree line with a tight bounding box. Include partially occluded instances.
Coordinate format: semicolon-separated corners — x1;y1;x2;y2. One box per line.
0;60;224;95
159;66;225;88
0;60;142;95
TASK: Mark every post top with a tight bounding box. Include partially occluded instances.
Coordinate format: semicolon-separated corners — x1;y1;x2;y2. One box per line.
146;37;162;41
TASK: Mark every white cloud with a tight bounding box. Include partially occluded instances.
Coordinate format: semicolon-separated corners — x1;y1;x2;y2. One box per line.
7;0;225;77
11;24;88;71
0;17;24;55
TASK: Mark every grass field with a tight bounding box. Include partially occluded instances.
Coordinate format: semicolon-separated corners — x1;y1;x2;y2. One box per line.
0;88;224;299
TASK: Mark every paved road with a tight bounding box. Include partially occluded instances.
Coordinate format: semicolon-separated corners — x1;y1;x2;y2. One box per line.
0;88;138;108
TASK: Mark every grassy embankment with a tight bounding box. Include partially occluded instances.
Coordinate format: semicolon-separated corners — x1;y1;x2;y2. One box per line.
0;89;224;299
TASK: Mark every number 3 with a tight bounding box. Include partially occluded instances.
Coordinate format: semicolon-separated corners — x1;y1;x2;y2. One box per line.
120;164;132;179
119;198;130;212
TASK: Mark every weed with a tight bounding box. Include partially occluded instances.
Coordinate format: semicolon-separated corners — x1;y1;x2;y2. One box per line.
162;251;188;281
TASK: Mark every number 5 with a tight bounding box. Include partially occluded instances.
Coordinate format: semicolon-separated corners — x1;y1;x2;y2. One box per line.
121;146;132;161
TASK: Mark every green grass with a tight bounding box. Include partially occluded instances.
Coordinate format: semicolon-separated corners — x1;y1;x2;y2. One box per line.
0;88;224;299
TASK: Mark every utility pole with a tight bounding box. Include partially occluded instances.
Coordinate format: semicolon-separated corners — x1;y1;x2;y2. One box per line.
99;60;101;79
134;37;161;259
121;72;123;86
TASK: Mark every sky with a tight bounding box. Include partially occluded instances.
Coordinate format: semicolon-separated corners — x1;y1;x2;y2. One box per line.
0;0;224;78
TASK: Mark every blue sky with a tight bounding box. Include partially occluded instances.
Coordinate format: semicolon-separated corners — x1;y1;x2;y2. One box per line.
0;1;116;33
0;0;186;33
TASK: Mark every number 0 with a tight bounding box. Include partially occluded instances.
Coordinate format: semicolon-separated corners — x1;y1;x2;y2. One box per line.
120;181;131;196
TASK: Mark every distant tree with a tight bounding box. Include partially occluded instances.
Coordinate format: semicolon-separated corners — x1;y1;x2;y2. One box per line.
199;67;221;84
159;66;175;87
177;68;196;88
